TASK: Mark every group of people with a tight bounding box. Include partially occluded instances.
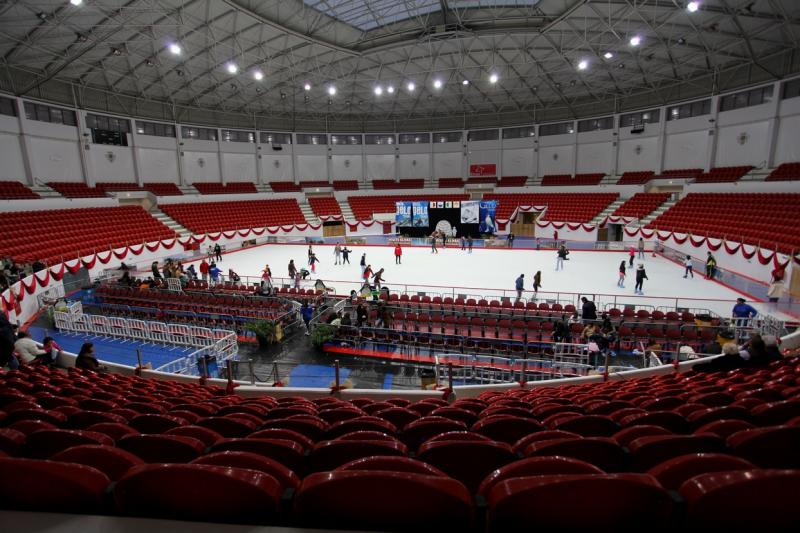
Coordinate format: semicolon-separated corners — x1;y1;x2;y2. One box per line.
1;313;103;371
0;257;47;291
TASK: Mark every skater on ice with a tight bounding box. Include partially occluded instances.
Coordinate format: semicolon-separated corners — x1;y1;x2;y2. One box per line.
556;244;569;270
683;255;694;278
634;264;648;294
618;261;626;288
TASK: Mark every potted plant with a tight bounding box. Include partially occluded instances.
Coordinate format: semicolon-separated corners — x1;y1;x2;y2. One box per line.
245;319;276;348
311;324;337;349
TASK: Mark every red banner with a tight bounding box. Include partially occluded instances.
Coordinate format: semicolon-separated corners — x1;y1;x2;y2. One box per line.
469;164;496;177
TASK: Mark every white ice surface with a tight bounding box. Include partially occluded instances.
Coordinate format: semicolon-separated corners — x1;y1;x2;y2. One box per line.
186;243;773;319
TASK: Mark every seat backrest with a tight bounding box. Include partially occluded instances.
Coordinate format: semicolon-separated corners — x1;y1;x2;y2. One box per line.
417;440;516;493
478;456;605;497
191;451;300;490
50;444;144;481
647;452;755;490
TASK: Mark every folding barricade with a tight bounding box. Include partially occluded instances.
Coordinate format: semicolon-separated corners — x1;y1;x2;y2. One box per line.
89;315;111;336
168;324;192;347
107;316;129;339
190;326;215;346
127;319;148;342
147;321;172;344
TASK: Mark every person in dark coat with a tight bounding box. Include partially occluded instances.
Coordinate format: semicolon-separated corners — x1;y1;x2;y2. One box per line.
341;247;352;264
75;342;105;372
0;313;19;370
581;297;597;321
634;264;648;294
214;243;222;262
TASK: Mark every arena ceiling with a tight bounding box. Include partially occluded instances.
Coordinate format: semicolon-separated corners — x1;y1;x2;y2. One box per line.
0;0;798;131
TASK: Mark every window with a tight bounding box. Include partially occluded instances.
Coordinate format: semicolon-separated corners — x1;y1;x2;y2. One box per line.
181;126;217;141
260;132;292;144
577;117;614;132
135;120;176;138
782;79;800;100
539;121;574;136
434;131;462;143
467;129;499;142
330;134;362;145
296;133;328;145
221;129;255;143
619;109;660;127
502;126;535;139
719;86;773;112
86;113;130;133
667;99;711;121
23;102;77;126
0;96;15;117
399;133;430;144
365;134;395;145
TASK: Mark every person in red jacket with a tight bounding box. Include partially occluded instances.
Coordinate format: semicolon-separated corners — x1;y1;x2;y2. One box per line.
394;244;402;265
199;259;210;282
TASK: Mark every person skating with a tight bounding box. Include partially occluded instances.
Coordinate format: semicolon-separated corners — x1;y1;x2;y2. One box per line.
634;264;648;294
706;252;717;280
768;279;784;303
618;261;626;288
467;236;473;253
307;245;314;265
441;231;447;249
363;264;373;284
360;253;367;274
683;255;694;278
533;271;542;298
637;238;645;260
261;264;272;290
214;243;222;262
288;259;297;280
341;246;352;264
309;252;319;273
430;232;438;254
556;244;569;270
372;268;385;289
628;246;635;267
536;238;541;250
333;244;342;265
508;233;515;248
460;235;466;250
515;274;525;301
394;244;402;264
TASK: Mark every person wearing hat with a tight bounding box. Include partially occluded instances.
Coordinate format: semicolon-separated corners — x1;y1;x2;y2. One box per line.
634;264;648;295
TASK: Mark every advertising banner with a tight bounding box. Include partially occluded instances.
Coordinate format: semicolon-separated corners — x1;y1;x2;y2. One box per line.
461;200;479;224
395;201;412;227
412;201;429;227
470;164;497;176
479;200;498;234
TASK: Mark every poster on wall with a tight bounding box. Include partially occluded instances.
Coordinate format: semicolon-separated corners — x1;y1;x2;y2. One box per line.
412;201;429;227
479;200;498;234
395;201;412;226
461;200;479;224
470;164;497;176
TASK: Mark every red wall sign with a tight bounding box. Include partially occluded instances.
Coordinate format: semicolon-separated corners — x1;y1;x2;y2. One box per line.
469;164;497;176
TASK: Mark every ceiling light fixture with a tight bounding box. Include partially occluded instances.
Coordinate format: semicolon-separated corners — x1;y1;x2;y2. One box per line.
374;86;383;96
603;52;614;59
406;81;416;91
69;0;82;6
168;43;181;55
489;73;499;84
433;79;443;89
687;1;699;12
253;70;263;81
303;82;311;91
630;35;642;46
462;79;469;86
387;86;394;94
226;62;238;74
577;60;588;70
328;85;336;96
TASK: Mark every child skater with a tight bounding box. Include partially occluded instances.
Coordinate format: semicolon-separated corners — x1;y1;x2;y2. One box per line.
683;255;694;278
618;261;626;288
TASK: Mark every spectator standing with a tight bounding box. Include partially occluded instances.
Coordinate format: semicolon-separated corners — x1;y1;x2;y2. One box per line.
151;261;162;280
581;297;597;321
261;264;272;290
732;297;758;328
394;244;402;265
199;259;209;282
228;269;240;282
208;263;222;285
683;255;694;278
706;252;717;280
0;314;18;370
300;302;314;335
634;264;648;294
767;280;784;303
32;259;46;273
515;274;525;301
532;271;542;297
41;336;64;366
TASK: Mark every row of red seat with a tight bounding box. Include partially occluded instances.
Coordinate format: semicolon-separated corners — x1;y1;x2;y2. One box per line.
694;166;753;183
483;193;618;222
612;192;671;218
308;196;342;217
159;198;305;233
0;181;39;199
766;162;800;181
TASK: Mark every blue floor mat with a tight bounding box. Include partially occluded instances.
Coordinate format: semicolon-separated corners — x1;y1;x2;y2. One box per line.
288;364;351;388
27;326;194;370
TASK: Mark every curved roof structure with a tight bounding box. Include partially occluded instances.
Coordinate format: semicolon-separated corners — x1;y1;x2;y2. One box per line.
0;0;798;130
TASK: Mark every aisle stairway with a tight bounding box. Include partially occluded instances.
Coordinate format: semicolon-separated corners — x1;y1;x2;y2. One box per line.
151;208;191;236
30;183;62;199
640;199;678;226
340;201;355;220
299;200;320;225
178;184;197;195
590;199;625;225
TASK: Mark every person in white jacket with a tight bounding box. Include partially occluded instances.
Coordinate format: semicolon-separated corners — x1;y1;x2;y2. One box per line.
683;255;694;278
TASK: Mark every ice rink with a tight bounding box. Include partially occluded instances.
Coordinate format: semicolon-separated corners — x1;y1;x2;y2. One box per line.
187;242;769;319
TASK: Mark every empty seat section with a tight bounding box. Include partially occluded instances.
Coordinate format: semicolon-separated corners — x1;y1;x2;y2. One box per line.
193;182;257;195
332;180;360;190
766;161;800;181
308;197;343;218
160;199;306;233
438;177;464;188
648;192;800;253
612;193;670;219
0;181;39;199
269;181;302;192
95;182;143;194
47;181;106;198
0;205;175;263
483;193;618;223
616;171;655;185
497;175;527;187
348;194;469;220
694;166;752;183
143;182;183;196
299;180;331;189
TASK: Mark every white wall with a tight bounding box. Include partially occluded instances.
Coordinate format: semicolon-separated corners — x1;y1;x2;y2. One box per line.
28;138;83;182
183;151;221;182
468;149;499;175
137;148;179;182
617;137;660;173
773;114;800;165
261;153;293;182
398;153;430;178
296;155;327;181
88;144;136;182
576;141;613;175
502;148;533;177
221;152;257;182
715;120;770;167
664;130;709;170
538;144;574;175
433;151;462;178
0;132;26;182
331;154;363;180
365;154;393;179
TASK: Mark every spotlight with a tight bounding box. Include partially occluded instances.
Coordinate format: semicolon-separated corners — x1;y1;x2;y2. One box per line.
37;12;47;20
280;92;286;99
577;60;588;70
687;1;699;12
176;69;184;77
604;52;614;59
387;86;394;94
462;79;469;86
433;79;442;89
76;33;88;42
328;85;336;96
677;37;686;45
168;43;181;55
111;47;122;56
489;73;499;84
253;70;263;81
374;86;383;96
630;35;641;46
226;62;238;74
69;0;82;6
145;59;154;67
406;81;416;91
303;82;311;91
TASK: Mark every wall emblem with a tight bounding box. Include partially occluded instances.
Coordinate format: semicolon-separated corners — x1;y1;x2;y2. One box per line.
634;144;643;155
197;157;205;168
105;151;116;163
273;160;280;168
344;159;351;168
737;132;749;145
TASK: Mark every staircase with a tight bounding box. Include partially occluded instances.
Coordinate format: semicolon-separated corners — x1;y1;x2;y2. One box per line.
30;183;62;198
151;208;191;236
526;176;541;187
590;198;625;225
255;184;271;193
178;184;197;195
639;199;677;227
298;200;320;225
340;199;355;221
